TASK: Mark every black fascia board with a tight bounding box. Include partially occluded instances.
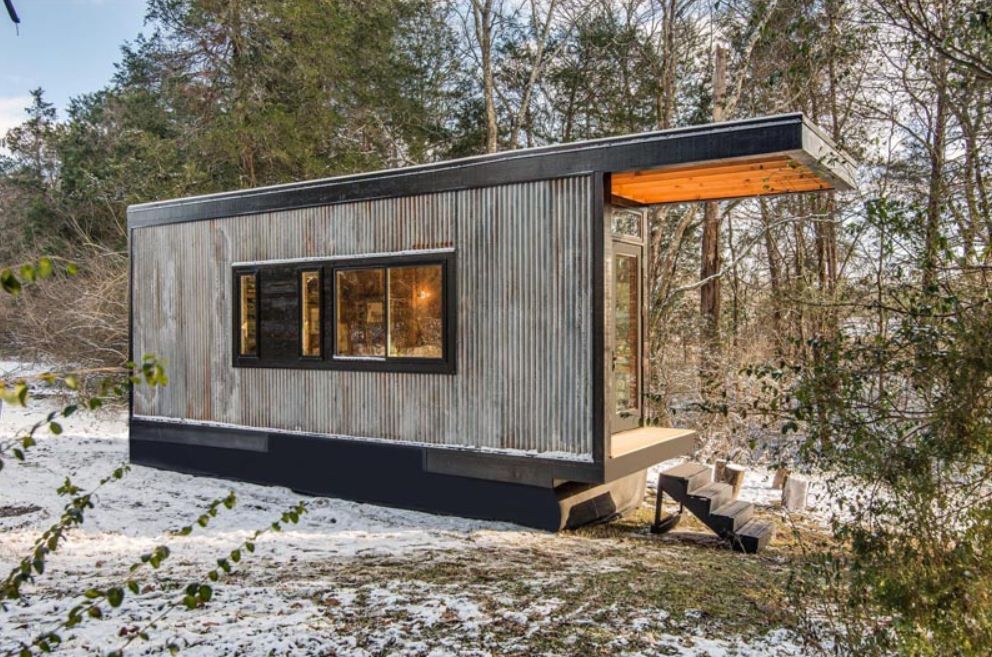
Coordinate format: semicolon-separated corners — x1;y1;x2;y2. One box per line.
128;114;807;229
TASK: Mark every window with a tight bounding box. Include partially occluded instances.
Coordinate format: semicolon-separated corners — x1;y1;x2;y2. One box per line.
232;251;454;373
611;208;644;242
334;264;444;360
238;273;258;356
301;270;321;357
388;265;443;358
335;268;386;357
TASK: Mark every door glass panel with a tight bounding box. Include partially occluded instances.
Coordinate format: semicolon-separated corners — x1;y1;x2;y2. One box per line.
335;268;386;357
614;253;639;413
388;265;443;358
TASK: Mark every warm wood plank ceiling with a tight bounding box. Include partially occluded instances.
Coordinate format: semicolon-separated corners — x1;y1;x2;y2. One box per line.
610;154;833;205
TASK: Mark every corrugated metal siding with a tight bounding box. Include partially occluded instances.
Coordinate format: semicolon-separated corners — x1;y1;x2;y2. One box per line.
132;176;593;458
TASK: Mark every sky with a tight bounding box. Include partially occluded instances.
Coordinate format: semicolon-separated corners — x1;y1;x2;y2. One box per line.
0;0;147;135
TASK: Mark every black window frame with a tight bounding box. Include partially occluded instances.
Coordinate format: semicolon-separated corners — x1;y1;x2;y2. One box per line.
231;251;456;374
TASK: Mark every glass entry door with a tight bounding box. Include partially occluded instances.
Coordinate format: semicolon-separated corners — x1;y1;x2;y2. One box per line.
612;240;642;431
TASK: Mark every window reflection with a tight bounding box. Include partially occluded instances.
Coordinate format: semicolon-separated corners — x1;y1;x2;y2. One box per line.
301;271;321;356
239;273;257;356
335;268;386;357
388;265;443;358
614;254;639;412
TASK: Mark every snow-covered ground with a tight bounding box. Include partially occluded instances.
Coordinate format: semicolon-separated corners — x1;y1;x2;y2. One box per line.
1;377;822;655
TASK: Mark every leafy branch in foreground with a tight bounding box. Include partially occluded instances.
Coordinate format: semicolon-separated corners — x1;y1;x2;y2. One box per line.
0;256;77;297
1;464;131;608
5;493;238;657
108;501;310;657
0;355;168;470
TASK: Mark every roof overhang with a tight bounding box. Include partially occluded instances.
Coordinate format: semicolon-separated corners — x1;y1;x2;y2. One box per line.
128;113;856;229
611;117;855;205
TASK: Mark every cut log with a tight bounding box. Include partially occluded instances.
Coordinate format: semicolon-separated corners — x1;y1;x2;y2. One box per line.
772;468;790;489
782;475;809;512
714;460;727;483
713;461;745;498
723;464;746;498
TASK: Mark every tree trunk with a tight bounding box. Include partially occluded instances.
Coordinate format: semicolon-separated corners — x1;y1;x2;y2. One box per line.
472;0;499;153
922;66;947;293
760;199;784;347
699;45;727;393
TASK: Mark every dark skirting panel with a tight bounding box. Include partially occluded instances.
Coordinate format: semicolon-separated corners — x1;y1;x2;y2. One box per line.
129;419;642;531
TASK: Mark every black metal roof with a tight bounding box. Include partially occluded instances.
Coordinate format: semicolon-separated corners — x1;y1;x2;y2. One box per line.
127;113;856;229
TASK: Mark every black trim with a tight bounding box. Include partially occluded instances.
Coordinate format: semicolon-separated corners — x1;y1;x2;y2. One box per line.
233;251;456;374
128;115;813;228
591;173;606;467
127;229;134;419
129;418;688;529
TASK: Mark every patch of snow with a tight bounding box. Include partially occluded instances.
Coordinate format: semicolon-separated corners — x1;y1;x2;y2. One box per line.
1;388;823;656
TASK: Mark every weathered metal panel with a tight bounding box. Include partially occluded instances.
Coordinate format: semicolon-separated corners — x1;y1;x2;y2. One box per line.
132;176;593;458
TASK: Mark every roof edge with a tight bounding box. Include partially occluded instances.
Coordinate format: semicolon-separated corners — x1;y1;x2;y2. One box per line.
127;113;856;229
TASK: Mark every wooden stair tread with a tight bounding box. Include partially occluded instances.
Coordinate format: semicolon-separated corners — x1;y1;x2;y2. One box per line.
659;462;710;481
711;500;752;519
737;519;775;538
688;482;732;498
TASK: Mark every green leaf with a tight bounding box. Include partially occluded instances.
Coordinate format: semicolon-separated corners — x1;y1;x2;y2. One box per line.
64;375;79;391
1;269;22;295
198;584;212;602
49;422;63;435
65;262;79;276
19;264;36;283
37;257;53;278
107;587;124;607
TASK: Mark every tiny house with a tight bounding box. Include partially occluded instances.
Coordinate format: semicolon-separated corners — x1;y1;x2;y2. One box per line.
128;114;854;531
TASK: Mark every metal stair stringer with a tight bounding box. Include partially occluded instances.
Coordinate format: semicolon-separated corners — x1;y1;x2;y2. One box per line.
652;462;775;554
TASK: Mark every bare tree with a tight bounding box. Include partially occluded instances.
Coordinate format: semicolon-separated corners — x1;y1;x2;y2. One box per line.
470;0;500;152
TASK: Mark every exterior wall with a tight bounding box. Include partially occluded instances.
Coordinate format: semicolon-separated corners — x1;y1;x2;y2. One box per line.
132;176;595;458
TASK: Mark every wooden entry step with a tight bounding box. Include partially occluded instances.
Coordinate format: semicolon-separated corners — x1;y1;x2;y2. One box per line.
609;427;697;459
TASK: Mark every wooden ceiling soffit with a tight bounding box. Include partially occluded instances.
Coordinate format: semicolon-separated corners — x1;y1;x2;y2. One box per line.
610;154;834;205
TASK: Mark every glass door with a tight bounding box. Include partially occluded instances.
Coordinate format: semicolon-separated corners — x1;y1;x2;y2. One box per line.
612;240;642;432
